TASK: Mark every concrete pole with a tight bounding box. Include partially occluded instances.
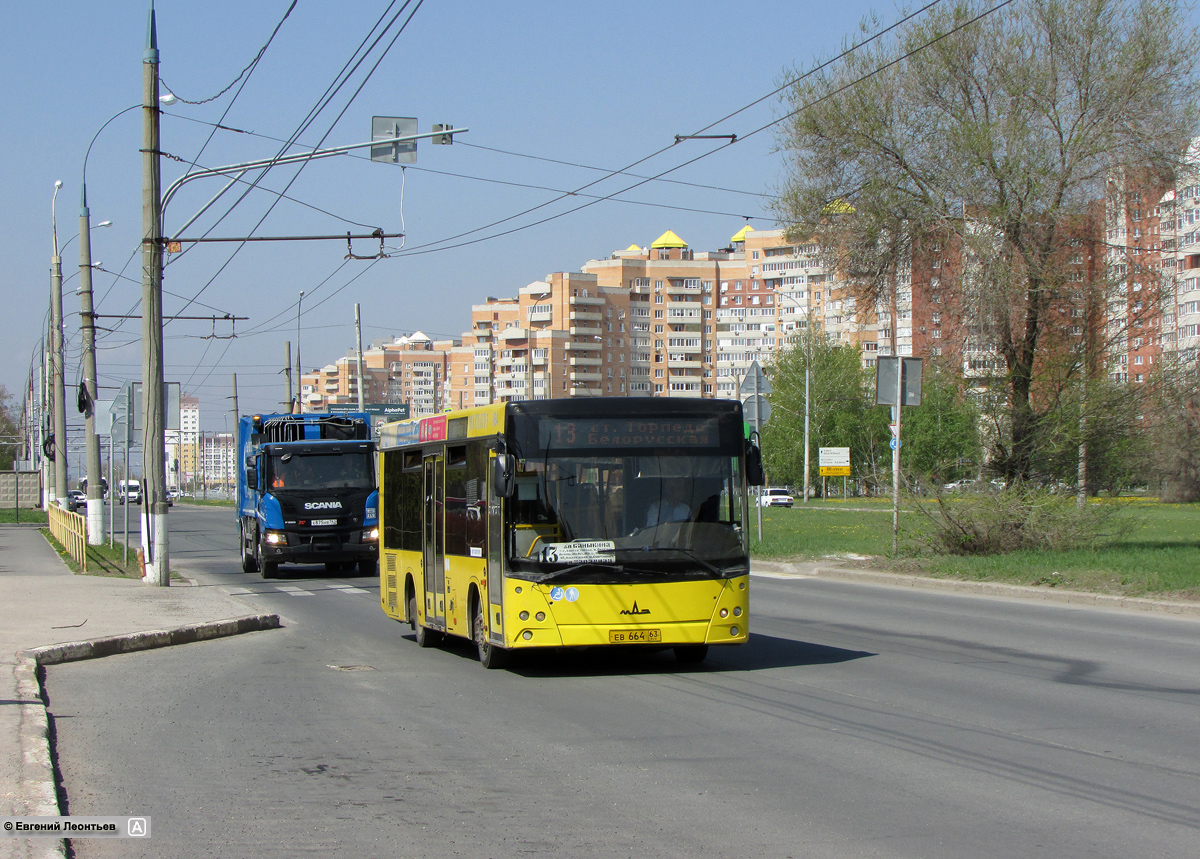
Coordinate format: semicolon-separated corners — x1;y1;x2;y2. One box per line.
39;338;49;510
355;303;365;411
50;182;68;508
79;187;105;543
141;5;169;585
892;359;903;556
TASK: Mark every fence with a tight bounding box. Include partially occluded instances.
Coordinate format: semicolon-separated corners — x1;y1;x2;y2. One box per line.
48;504;88;572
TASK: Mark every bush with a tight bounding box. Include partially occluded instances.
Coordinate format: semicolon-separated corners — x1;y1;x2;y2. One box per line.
908;487;1134;556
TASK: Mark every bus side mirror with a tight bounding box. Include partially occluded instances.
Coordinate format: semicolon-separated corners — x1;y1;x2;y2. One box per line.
746;444;765;487
246;467;258;490
492;454;516;499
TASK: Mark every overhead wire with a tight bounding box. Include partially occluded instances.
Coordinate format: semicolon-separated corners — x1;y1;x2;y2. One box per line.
162;0;418;304
387;0;1017;260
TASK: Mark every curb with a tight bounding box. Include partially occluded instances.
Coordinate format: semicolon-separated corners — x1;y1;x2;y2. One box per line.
20;613;282;665
752;561;1200;618
10;613;281;859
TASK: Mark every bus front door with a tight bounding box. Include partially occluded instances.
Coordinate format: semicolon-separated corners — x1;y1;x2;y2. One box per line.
423;454;446;630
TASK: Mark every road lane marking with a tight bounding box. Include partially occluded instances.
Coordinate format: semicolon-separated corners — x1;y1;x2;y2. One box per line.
322;581;369;594
275;585;314;596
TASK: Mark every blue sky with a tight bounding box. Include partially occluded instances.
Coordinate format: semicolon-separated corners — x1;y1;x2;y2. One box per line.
0;0;1010;437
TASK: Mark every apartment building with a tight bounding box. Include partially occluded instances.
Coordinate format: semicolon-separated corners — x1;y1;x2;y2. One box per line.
299;333;455;416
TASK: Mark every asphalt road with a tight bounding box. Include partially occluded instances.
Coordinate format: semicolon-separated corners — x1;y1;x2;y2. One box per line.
46;505;1200;858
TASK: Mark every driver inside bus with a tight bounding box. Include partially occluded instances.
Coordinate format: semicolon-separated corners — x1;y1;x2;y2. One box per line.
645;480;692;527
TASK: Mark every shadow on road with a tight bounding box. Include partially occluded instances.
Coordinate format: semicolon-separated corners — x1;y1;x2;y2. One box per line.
426;631;874;677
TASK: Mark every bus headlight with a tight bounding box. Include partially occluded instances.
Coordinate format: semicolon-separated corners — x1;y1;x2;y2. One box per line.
264;530;286;545
362;528;379;542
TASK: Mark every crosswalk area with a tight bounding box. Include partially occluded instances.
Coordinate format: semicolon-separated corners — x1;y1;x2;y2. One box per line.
223;580;372;598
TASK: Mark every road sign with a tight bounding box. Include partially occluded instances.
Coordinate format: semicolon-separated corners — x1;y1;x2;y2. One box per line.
875;357;923;406
738;360;773;397
742;394;771;425
818;447;850;467
890;437;901;450
371;116;417;164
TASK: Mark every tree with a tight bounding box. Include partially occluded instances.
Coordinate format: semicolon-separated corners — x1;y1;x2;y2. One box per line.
761;332;889;491
0;385;18;472
775;0;1200;481
1147;357;1200;501
900;361;982;485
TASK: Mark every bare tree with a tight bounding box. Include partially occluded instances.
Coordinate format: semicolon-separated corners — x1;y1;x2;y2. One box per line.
775;0;1200;479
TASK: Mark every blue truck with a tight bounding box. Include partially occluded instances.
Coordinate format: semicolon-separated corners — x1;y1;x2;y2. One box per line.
236;412;378;578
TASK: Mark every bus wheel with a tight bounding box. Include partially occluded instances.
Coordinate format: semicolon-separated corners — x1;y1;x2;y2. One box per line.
410;593;441;648
673;645;708;664
474;600;509;669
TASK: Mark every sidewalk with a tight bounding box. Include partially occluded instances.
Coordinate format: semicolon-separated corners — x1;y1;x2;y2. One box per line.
0;524;279;859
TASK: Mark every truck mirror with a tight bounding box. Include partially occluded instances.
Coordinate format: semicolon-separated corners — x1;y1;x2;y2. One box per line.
746;444;765;487
246;466;258;490
491;454;516;499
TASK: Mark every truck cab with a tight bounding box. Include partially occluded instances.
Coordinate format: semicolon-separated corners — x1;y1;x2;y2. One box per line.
237;413;378;578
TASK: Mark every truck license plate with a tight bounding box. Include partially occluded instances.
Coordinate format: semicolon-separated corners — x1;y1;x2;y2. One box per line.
609;628;661;644
310;518;337;526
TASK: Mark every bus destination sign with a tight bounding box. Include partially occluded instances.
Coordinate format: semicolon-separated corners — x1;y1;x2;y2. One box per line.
539;418;720;450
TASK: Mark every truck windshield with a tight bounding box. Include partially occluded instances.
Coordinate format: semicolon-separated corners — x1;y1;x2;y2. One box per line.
266;452;374;491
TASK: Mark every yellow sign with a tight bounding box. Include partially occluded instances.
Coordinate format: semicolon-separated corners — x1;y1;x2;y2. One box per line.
820;466;851;476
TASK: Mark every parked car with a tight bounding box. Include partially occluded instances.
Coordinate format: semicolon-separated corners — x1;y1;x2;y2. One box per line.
167;486;178;507
65;489;86;513
759;487;795;508
942;479;978;492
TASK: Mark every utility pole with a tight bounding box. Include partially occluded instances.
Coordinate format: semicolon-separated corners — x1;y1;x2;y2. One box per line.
79;185;105;543
232;373;239;430
141;4;169;585
284;341;293;407
50;181;68;508
355;303;365;410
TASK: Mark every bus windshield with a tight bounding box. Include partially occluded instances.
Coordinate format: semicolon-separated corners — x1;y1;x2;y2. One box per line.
266;451;375;492
505;452;748;581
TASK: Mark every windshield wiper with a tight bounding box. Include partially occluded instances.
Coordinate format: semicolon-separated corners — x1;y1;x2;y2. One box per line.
632;546;740;579
536;562;620;584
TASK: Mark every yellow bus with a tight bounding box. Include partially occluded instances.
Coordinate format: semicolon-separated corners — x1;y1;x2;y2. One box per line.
377;398;763;668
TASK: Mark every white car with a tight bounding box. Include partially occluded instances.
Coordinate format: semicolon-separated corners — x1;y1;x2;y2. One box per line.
759;488;795;507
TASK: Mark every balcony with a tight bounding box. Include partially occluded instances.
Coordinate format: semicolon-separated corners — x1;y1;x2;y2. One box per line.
528;306;553;323
568;355;602;366
565;340;601;351
569;310;602;322
569;295;605;307
498;327;528;341
569;385;602;397
570;324;602;336
569;371;602;382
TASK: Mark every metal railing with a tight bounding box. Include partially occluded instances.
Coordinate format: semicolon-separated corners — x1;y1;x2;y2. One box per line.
48;504;88;572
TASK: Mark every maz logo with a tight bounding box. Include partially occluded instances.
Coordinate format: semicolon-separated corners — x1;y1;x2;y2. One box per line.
619;602;650;616
304;501;342;510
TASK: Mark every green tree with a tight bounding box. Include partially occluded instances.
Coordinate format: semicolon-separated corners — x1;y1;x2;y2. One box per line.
775;0;1200;481
901;362;982;486
0;385;18;472
761;332;889;492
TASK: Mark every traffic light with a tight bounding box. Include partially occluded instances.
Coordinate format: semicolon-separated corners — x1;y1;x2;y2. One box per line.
432;123;453;145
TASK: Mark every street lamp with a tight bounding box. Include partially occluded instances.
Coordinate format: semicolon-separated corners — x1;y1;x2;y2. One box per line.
296;290;305;412
774;286;813;504
49;180;68;508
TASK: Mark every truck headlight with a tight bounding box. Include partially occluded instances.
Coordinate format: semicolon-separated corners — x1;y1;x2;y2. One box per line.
362;528;379;542
264;530;286;545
